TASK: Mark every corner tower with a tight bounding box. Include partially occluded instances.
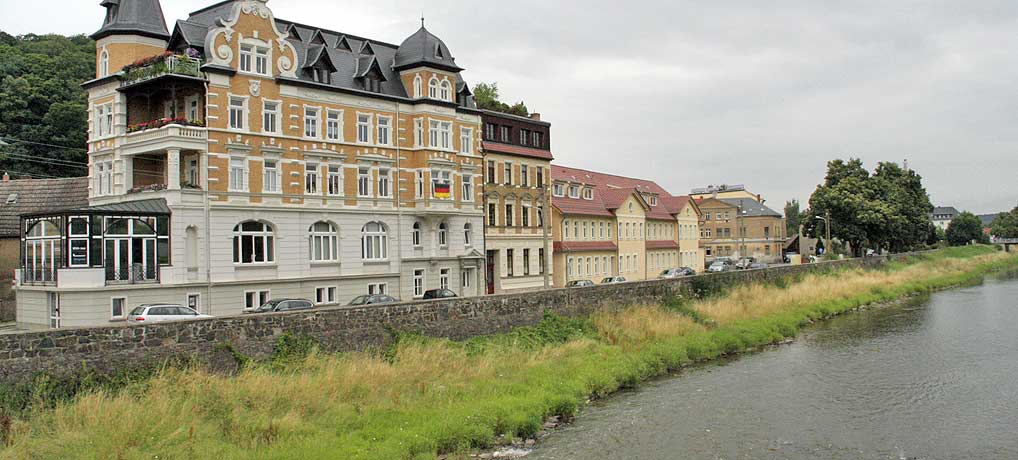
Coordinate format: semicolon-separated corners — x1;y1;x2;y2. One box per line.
91;0;170;79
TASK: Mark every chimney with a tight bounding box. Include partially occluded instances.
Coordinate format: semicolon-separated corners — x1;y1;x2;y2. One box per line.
2;172;9;182
529;113;541;121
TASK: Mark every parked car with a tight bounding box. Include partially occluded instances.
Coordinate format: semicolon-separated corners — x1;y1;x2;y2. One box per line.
348;294;399;306
127;304;211;324
659;267;695;279
735;257;757;270
565;280;594;288
423;289;458;299
749;262;769;270
708;260;734;273
600;276;627;284
245;298;314;314
783;252;798;264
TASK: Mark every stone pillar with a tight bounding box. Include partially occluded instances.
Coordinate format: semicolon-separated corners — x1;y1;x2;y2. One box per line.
167;149;181;190
121;156;133;192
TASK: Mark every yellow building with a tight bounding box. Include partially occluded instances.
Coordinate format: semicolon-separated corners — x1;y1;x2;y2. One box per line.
550;166;702;286
697;197;786;263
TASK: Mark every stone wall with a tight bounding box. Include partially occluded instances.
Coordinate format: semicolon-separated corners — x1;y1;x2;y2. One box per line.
0;256;888;386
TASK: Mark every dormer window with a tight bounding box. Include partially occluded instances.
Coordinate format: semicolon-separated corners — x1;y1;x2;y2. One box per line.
553;184;564;197
363;77;381;92
568;185;580;199
435;43;445;60
649;196;658;206
583;188;594;200
308;66;331;84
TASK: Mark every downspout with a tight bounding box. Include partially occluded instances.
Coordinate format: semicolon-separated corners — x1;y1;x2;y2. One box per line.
541;181;550;289
203;80;213;315
395;101;404;299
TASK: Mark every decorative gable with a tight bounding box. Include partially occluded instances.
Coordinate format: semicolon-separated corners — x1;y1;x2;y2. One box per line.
336;35;352;52
359;40;375;56
205;1;299;79
308;29;327;46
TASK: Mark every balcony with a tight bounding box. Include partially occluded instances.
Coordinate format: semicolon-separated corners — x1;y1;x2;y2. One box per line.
121;53;204;87
122;122;207;157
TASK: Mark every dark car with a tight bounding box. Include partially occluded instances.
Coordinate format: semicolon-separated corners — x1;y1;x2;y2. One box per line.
565;280;594;288
423;289;458;299
600;276;627;284
246;298;314;314
348;295;399;306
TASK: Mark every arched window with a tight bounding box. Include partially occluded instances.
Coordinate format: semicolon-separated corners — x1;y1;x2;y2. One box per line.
361;222;388;260
411;221;422;246
99;49;109;78
464;223;473;246
440;80;451;101
233;221;274;264
413;75;423;99
428;77;439;99
309;221;339;262
438;222;448;247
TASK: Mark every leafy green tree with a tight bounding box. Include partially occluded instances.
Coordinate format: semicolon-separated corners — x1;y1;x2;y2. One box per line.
784;199;802;236
0;32;94;179
990;207;1018;238
472;81;529;117
869;162;934;252
805;159;878;256
946;212;987;246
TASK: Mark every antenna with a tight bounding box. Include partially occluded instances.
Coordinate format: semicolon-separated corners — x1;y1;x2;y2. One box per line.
421;14;425;28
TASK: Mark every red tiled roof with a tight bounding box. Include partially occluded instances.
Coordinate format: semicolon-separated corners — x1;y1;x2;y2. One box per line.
553;241;619;252
482;141;554;160
646;240;679;250
662;195;691;214
551;165;678;220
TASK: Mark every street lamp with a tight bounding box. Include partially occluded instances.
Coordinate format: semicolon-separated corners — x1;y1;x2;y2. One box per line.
815;213;831;258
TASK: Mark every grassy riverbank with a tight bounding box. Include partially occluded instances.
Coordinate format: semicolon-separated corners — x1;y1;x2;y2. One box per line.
2;247;1015;459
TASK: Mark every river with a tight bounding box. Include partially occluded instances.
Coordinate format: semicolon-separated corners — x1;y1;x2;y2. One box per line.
527;277;1018;460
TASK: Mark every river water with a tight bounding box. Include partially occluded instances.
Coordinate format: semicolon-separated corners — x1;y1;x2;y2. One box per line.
527;278;1018;460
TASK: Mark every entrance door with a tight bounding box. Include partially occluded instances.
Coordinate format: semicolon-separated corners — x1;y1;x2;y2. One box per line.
485;250;496;295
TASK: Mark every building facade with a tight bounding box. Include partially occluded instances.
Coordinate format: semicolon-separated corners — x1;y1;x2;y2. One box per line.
697;197;785;263
16;0;487;329
550;166;701;286
931;206;959;230
480;111;553;294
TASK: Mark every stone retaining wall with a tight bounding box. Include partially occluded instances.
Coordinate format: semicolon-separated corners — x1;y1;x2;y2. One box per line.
0;257;890;385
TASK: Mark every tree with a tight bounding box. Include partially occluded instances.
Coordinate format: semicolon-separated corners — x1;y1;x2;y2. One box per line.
0;32;94;179
805;159;878;257
990;207;1018;239
946;212;987;246
784;199;802;236
869;162;934;252
471;81;529;117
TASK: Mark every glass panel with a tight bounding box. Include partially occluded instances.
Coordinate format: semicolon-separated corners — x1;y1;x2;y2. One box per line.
106;219;129;235
69;218;89;236
132;219;156;236
157;240;169;265
157;217;169;236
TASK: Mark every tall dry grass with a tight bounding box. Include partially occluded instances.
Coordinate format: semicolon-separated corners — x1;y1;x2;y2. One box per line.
593;304;703;347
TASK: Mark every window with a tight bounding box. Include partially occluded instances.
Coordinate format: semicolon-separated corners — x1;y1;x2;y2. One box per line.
500;126;510;142
304;107;320;138
429;120;440;148
539;248;546;275
377;168;391;198
412;222;422;246
440;122;452;149
315;286;338;305
553;184;564;197
439;80;451;101
487;161;497;183
488;203;497;227
461;174;474;202
233;221;274;264
239;44;253;72
94;103;113;138
111;297;126;320
414;269;425;297
368;283;388;295
460;127;473;154
523;249;531;276
326;110;342;140
416;170;425;198
240;44;269;75
263;160;279;193
504;162;513;185
533;132;543;147
305;163;319;194
431;169;452;199
522;205;530;227
414;118;424;147
438;222;448;247
536;168;544;187
567;257;573;277
506;249;514;277
485;123;495;140
568;185;579;198
520;129;529;146
462;269;473;288
188;293;201;313
95;161;113;196
537;206;544;227
377;116;391;145
428;77;439;99
413;75;422;98
357;114;372;143
440;268;451;290
187;96;200;121
520;166;530;187
464;223;473;246
582;188;593;200
229;158;246;191
262;101;279;134
358;167;371;197
309;222;338;262
327;165;342;196
505;204;514;227
361;222;388;260
229;96;246;130
245;290;271;310
99;50;109;77
255;46;268;75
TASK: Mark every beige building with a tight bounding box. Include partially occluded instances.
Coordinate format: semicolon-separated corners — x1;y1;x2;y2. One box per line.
697;197;785;263
551;166;702;286
16;0;489;329
480;111;553;294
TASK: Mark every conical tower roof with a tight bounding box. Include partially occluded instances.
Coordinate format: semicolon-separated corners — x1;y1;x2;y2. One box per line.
93;0;170;41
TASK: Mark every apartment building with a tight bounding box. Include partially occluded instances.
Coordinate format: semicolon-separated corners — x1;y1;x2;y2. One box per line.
480;111;553;294
697;197;785;263
15;0;486;329
690;184;762;202
550;166;702;286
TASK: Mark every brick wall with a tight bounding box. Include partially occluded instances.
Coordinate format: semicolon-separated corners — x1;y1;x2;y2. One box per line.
0;256;889;386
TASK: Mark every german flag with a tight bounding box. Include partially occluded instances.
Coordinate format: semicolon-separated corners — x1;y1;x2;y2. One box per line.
434;182;451;199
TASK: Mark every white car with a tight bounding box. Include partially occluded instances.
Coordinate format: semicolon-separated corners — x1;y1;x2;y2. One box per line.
127;304;211;324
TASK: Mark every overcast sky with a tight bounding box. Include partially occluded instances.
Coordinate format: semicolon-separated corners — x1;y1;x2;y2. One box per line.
3;0;1016;214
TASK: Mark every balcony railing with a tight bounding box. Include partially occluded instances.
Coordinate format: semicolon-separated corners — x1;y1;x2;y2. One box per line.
106;263;160;285
122;53;203;86
21;265;57;285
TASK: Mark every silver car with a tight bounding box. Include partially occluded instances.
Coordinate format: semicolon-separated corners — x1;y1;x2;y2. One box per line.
127;304;211;324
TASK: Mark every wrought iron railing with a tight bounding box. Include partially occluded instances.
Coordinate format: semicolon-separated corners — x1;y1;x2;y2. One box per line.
21;265;57;285
105;263;159;285
122;54;203;85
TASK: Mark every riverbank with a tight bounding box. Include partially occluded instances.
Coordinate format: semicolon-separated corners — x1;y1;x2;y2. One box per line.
2;246;1015;459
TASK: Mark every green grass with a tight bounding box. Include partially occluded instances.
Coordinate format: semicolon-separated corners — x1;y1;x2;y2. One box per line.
1;246;1015;460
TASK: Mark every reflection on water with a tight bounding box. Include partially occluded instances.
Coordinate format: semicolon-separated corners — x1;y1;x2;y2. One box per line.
529;278;1018;460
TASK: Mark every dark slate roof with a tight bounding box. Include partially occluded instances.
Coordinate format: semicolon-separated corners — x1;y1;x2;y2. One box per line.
93;0;170;40
0;178;90;237
393;26;464;73
175;4;473;106
481;141;553;160
75;198;170;214
718;198;782;218
932;206;960;217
